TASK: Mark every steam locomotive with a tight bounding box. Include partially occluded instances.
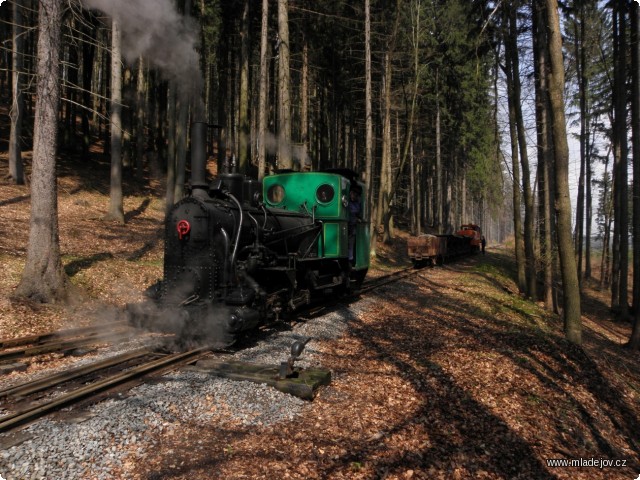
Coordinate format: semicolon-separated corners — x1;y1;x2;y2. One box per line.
127;123;370;347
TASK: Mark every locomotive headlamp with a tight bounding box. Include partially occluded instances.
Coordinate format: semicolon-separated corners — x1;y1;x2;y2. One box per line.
316;184;335;204
177;220;191;240
267;184;285;204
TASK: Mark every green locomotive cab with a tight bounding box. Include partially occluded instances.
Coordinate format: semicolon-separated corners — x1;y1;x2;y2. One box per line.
262;169;370;288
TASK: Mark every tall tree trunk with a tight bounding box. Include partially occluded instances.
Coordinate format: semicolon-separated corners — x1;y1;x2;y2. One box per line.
377;51;393;245
416;143;422;235
174;92;188;200
121;67;132;171
585;123;593;279
135;56;146;182
165;83;177;213
277;0;292;169
611;6;622;312
8;0;25;185
301;38;309;170
61;39;70;148
81;11;96;161
364;0;374;253
382;2;423;231
257;0;269;180
106;18;125;224
628;2;640;348
599;149;612;288
507;3;537;299
217;25;230;175
533;0;556;311
238;0;250;174
573;12;585;283
579;2;595;283
614;2;630;320
435;69;443;233
14;0;69;303
410;140;417;235
546;0;582;345
92;37;103;129
503;8;526;293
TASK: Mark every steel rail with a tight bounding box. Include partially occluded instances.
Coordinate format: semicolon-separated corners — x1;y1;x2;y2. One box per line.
0;321;129;349
0;328;134;363
0;346;211;433
0;348;151;399
358;266;416;295
293;267;418;322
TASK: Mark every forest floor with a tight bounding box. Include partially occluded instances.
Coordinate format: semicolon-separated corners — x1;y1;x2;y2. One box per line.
0;147;639;479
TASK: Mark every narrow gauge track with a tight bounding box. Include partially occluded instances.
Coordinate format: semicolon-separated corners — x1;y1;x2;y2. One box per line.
358;266;417;295
293;266;419;323
0;321;130;349
0;346;211;433
0;321;133;364
0;266;420;434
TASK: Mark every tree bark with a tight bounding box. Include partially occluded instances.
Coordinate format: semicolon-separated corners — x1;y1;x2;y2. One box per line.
257;0;269;180
301;38;309;170
135;56;146;181
533;0;556;311
238;0;250;174
81;10;96;161
628;2;640;348
106;18;125;224
376;51;393;245
546;0;582;345
13;0;69;303
364;0;374;252
573;12;585;282
435;69;443;233
165;83;177;213
599;150;612;288
174;92;188;200
382;2;423;230
8;0;25;185
277;0;292;169
121;67;132;171
410;140;417;235
507;3;537;299
503;5;526;293
613;2;630;320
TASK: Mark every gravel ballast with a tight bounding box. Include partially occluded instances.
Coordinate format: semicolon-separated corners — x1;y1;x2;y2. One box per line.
0;299;372;480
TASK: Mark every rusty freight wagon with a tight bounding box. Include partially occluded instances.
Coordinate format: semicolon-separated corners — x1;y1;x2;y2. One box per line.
407;224;482;267
407;234;448;266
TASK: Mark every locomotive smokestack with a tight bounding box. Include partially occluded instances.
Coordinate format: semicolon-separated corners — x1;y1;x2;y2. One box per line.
190;122;208;196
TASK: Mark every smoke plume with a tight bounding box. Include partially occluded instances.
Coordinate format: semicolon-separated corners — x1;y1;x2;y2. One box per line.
83;0;202;97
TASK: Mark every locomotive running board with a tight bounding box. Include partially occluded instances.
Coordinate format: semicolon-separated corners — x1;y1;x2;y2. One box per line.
187;359;331;400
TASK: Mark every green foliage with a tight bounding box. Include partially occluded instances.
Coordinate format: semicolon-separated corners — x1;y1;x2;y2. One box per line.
593;169;613;240
419;0;501;203
199;0;222;66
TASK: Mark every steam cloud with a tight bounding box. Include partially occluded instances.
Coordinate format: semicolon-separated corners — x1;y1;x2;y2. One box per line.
83;0;202;98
